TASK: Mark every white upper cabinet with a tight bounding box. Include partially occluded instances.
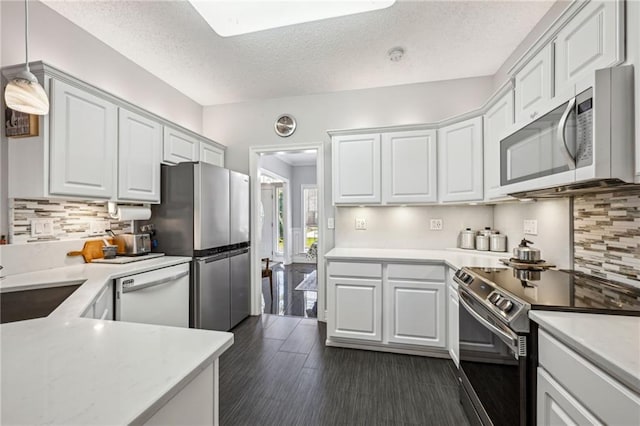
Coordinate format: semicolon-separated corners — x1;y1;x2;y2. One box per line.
515;43;554;124
200;140;225;167
332;134;381;204
382;130;438;204
438;117;484;202
118;108;162;203
163;126;200;164
49;79;117;199
554;0;624;96
483;91;514;200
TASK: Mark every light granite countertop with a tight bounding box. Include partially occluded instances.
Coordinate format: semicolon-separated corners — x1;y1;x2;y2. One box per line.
530;310;640;394
0;256;235;425
325;247;506;269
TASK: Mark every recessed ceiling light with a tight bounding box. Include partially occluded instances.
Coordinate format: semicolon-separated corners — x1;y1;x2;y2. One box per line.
189;0;396;37
388;46;405;62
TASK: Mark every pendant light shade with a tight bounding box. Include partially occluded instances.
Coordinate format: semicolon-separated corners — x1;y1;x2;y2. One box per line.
3;0;49;115
5;70;49;115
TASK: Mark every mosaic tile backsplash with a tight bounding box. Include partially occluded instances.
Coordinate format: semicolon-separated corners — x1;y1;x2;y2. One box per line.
574;189;640;287
10;199;132;244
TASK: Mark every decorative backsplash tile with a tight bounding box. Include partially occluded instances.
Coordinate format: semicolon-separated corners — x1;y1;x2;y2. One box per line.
574;189;640;287
9;199;132;244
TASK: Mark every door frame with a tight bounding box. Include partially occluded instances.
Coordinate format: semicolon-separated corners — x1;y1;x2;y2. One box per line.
249;143;325;322
259;168;290;263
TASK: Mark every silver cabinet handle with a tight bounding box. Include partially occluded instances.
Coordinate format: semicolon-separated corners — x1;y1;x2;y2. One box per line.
530;111;538;119
99;308;109;320
459;292;519;354
122;270;189;293
557;97;577;170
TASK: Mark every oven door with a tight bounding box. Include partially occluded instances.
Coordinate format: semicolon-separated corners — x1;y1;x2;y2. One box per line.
458;289;528;426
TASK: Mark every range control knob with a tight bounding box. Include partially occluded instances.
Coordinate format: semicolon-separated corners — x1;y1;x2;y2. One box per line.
497;299;514;313
489;293;502;304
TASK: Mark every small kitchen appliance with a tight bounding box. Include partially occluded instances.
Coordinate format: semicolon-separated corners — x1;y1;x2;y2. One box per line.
112;233;151;256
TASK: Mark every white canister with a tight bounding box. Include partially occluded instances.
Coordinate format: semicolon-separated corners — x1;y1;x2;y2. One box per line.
476;235;490;251
460;228;476;250
490;233;507;252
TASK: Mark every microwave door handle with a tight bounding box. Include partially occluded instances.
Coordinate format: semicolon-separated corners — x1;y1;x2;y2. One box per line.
557;97;577;170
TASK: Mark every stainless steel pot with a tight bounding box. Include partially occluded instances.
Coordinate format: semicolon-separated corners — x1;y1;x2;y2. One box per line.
512;268;541;281
490;233;507;252
460;228;476;250
513;239;541;262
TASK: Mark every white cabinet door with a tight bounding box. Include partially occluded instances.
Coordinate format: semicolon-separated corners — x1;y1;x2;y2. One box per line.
447;270;459;367
118;108;162;202
199;140;225;167
382;130;437;204
332;134;381;204
555;0;624;96
163;126;199;164
386;279;446;348
93;282;114;320
537;368;600;426
483;91;514;200
49;79;117;198
515;44;553;124
327;276;382;342
438;117;483;202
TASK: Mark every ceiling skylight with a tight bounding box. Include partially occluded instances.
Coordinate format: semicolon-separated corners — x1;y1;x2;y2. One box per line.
189;0;396;37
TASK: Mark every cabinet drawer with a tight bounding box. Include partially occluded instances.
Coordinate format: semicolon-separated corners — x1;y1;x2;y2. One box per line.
328;262;381;278
538;329;640;425
387;263;444;281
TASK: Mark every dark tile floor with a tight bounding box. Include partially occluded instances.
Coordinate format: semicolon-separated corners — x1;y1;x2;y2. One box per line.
262;263;317;318
219;315;469;426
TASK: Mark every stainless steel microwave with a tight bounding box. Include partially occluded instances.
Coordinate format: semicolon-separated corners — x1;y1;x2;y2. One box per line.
499;65;634;197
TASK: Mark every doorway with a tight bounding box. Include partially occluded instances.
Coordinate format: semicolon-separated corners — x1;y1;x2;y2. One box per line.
249;143;325;321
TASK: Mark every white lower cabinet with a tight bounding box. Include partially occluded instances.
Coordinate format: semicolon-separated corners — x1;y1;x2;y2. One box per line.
447;269;459;367
537;329;640;425
386;279;445;347
537;368;600;426
327;276;382;342
328;260;450;353
81;282;114;320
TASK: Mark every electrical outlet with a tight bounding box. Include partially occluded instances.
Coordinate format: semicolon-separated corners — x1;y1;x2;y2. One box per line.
30;218;55;238
355;217;367;230
327;218;335;229
89;220;110;235
523;219;538;235
430;219;443;230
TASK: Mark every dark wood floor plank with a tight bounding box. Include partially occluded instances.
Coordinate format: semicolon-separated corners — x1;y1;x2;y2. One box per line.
261;315;301;340
219;314;469;426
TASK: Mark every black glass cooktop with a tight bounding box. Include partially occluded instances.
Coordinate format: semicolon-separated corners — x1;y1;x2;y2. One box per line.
465;267;640;316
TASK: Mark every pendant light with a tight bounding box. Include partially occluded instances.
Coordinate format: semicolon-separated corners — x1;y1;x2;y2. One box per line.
4;0;49;115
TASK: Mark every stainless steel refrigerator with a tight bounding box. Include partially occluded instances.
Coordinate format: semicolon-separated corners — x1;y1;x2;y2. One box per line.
150;162;250;331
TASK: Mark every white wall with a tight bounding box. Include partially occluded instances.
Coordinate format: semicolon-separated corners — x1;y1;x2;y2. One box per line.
0;1;202;132
334;205;494;250
259;155;292;181
493;199;571;269
203;75;494;254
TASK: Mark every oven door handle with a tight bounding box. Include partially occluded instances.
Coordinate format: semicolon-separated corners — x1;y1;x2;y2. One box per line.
557;96;577;170
459;293;519;351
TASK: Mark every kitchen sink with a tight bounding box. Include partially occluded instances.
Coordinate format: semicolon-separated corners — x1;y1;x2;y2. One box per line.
0;284;82;324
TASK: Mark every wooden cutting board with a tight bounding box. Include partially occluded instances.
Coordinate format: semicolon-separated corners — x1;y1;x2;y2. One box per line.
67;240;108;263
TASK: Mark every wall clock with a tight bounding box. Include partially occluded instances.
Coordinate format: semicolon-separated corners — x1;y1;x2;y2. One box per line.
274;114;296;137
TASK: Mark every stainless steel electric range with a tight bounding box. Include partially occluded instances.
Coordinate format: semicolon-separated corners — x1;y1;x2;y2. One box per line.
453;266;640;426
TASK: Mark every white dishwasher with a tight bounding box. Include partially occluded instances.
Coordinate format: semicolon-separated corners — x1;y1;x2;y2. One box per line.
115;263;190;328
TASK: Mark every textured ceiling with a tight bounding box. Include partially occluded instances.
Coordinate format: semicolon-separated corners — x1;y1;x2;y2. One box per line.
42;0;556;106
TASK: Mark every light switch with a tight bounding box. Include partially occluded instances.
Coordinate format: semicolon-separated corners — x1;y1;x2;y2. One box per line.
327;218;335;229
30;218;55;237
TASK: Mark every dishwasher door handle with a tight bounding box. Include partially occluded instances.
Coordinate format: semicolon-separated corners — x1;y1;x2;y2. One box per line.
121;270;189;294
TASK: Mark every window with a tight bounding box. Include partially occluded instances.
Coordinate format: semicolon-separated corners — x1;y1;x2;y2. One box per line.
302;185;318;252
